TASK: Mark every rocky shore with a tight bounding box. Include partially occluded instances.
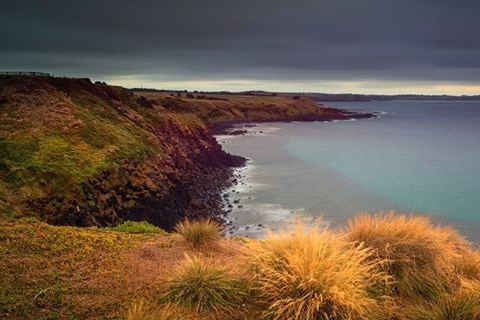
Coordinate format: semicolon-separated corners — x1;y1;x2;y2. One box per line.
208;110;374;135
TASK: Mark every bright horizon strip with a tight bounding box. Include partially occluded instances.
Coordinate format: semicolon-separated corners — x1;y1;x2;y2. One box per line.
102;75;480;96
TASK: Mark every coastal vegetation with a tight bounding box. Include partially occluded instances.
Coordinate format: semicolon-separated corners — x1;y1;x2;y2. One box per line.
175;219;222;248
244;220;388;320
2;213;480;319
111;220;167;234
162;255;247;314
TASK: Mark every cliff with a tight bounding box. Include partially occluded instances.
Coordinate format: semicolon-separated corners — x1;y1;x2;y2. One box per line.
133;91;373;134
0;76;370;230
0;76;243;230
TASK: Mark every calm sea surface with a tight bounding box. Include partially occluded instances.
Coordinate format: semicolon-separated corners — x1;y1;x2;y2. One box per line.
217;101;480;243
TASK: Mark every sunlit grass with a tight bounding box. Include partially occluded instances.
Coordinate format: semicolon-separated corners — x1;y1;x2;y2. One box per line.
454;249;480;281
126;299;184;320
245;219;389;320
343;211;470;299
163;254;247;314
175;219;222;248
399;280;480;320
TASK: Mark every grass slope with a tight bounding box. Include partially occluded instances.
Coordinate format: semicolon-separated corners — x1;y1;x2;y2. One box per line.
0;77;162;222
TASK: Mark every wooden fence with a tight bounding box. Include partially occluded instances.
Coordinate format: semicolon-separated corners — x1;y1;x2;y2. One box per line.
0;71;52;77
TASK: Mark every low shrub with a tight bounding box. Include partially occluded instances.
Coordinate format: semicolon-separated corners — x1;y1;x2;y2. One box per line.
111;220;166;234
175;218;221;248
343;211;470;299
163;254;247;314
245;219;388;320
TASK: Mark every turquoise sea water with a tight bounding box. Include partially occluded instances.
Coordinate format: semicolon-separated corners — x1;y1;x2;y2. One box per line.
218;101;480;242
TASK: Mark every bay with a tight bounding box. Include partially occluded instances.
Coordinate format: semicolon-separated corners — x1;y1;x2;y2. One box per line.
218;101;480;243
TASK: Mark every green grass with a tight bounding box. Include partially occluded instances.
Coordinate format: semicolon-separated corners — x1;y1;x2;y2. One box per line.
0;83;165;221
73;96;161;161
111;221;166;234
0;134;110;201
175;219;222;248
0;138;39;184
163;255;247;314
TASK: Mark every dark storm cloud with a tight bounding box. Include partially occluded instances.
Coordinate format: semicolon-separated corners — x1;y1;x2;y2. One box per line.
1;0;480;90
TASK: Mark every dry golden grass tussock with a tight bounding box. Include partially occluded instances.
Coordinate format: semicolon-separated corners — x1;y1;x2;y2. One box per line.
245;219;389;320
175;218;222;249
399;279;480;320
454;249;480;281
126;298;185;320
163;254;248;314
344;211;471;299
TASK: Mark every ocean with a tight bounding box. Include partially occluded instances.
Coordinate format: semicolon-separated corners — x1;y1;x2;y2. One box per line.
216;100;480;243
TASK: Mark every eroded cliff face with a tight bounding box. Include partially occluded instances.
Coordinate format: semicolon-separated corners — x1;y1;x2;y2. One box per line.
0;76;243;230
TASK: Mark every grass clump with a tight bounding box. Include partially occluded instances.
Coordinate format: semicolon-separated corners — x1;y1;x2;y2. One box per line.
111;220;166;234
454;249;480;281
126;298;184;320
175;218;222;248
400;280;480;320
163;254;247;314
343;211;469;299
245;220;388;320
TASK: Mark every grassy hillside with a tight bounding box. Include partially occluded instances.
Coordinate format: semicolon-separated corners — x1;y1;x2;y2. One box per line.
0;75;363;229
1;77;157;218
1;212;479;319
0;76;244;228
132;91;370;125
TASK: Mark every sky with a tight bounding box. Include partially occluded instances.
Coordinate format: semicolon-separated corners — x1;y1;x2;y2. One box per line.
1;0;480;94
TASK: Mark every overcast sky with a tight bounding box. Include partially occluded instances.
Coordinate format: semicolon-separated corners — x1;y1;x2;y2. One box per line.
1;0;479;94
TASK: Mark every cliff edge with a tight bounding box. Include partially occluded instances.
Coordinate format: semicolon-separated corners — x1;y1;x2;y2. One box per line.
0;76;371;229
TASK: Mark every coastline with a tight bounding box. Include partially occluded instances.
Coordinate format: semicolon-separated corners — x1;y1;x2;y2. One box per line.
212;110;375;237
0;75;375;231
214;100;480;244
208;109;375;135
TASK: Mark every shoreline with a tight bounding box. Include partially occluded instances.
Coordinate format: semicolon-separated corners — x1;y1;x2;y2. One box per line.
208;109;375;135
213;102;480;244
208;106;376;234
214;116;375;237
